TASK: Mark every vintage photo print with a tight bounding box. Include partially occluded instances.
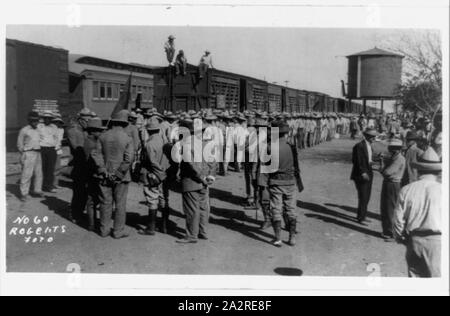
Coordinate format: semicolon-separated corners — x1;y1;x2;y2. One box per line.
1;0;448;296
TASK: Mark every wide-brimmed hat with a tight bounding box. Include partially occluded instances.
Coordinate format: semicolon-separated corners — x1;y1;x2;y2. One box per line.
28;111;40;121
271;120;290;134
204;113;218;121
254;118;268;127
363;128;378;138
78;108;94;118
86;118;106;131
412;147;442;172
387;138;403;148
128;111;138;119
41;111;54;118
406;131;421;141
168;35;176;40
111;110;130;124
146;119;161;131
165;111;178;120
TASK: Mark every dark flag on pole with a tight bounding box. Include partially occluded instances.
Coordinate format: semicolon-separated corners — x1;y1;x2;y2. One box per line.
111;72;133;117
135;93;142;110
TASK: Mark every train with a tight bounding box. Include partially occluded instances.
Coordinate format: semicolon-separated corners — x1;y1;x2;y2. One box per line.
152;63;380;115
6;38;381;151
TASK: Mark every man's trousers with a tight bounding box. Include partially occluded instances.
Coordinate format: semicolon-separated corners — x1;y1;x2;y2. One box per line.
20;151;43;197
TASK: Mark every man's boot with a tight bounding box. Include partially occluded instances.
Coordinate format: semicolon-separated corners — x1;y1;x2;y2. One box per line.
139;208;157;236
283;212;290;231
161;208;169;234
260;205;272;230
272;220;282;247
288;218;297;247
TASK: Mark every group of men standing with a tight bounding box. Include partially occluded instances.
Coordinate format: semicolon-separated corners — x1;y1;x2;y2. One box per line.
351;118;442;278
17;110;65;202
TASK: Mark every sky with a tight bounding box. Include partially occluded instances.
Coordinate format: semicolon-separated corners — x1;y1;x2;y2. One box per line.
6;26;419;111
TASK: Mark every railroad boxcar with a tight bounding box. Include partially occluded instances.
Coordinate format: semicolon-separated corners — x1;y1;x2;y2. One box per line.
285;87;300;113
6;39;69;152
298;90;308;113
153;64;248;112
267;84;283;113
240;77;268;112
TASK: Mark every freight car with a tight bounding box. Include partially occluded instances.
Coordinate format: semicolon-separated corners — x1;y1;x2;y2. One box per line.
6;39;69;151
153;64;245;112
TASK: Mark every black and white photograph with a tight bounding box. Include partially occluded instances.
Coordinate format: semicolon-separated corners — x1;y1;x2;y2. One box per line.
0;0;448;297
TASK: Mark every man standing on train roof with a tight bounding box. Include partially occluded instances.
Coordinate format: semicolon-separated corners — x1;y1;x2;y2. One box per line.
91;110;134;239
199;50;213;79
17;111;43;202
164;35;176;65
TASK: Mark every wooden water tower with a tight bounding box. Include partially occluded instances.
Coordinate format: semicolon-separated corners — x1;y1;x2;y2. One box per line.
346;47;403;114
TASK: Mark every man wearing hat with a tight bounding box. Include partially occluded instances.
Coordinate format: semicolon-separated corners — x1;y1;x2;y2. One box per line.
268;121;302;247
243;117;258;209
351;128;377;224
177;119;215;244
52;114;65;189
394;148;442;278
378;138;406;241
164;35;176;65
84;118;106;232
175;50;188;76
91;110;134;239
67;108;95;222
402;131;424;187
17;112;44;202
38;111;59;193
139;120;170;236
126;111;142;182
198;50;213;79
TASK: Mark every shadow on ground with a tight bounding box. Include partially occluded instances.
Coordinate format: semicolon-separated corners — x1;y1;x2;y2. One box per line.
299;201;383;239
274;267;303;276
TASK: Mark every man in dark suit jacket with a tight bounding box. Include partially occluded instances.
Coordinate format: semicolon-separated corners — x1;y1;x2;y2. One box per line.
351;128;377;223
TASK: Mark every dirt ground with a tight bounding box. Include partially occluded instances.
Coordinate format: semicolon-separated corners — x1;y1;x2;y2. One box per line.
5;135;407;277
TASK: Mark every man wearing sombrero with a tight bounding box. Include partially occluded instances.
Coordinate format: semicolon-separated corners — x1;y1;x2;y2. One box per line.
379;138;406;241
393;147;442;278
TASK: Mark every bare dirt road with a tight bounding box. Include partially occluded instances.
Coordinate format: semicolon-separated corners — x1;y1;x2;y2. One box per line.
5;136;407;277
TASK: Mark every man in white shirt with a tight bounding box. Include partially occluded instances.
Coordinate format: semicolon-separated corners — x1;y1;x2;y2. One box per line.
164;35;176;65
38;111;59;193
17;112;43;201
199;50;213;79
394;148;442;278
